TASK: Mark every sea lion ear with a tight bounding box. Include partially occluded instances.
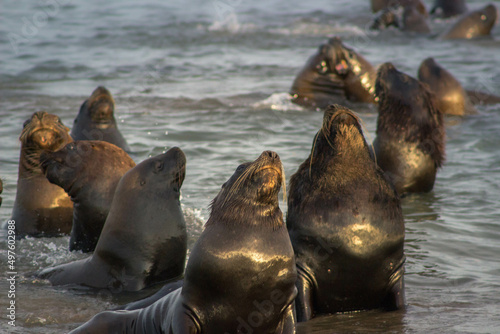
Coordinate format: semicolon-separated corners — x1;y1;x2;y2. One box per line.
154;160;164;172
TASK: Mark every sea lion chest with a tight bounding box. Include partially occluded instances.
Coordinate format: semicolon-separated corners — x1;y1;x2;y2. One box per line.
182;223;297;333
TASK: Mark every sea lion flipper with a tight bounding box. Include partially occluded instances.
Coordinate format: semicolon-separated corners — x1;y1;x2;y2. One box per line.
279;302;297;334
294;265;315;322
382;262;406;311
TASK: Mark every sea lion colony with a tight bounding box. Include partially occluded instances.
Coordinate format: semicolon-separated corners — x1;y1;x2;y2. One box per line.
3;0;500;332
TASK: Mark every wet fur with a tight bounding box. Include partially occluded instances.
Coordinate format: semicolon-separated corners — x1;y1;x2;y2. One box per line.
375;68;445;168
69;151;297;334
287;105;405;319
71;86;130;151
40;141;136;252
19;112;72;175
206;153;286;231
290;37;376;109
12;111;74;237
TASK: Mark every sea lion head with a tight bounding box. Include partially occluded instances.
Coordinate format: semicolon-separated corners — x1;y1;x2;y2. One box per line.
417;57;441;81
375;62;445;168
372;0;428;15
19;111;72;173
77;86;116;128
322;37;364;78
307;105;371;177
371;6;403;30
319;105;367;152
126;147;186;197
291;37;375;105
470;4;497;36
40;141;135;197
402;5;431;33
375;62;424;105
207;151;285;229
430;0;468;18
418;57;477;116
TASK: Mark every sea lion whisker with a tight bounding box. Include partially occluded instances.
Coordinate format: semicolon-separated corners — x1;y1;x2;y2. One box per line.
281;163;286;204
220;165;253;208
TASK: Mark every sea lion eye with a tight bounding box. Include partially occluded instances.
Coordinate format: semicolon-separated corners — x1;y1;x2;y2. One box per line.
155;161;164;172
236;164;246;172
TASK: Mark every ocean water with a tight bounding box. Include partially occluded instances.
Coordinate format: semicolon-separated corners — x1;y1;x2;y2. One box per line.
1;0;500;333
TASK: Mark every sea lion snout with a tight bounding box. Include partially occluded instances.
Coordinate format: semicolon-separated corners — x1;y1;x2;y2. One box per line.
262;150;279;160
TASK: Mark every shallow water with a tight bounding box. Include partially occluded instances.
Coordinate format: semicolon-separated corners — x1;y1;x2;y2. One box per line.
1;0;500;333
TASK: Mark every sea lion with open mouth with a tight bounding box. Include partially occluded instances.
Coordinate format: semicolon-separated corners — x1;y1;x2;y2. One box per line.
291;37;377;109
12;111;74;237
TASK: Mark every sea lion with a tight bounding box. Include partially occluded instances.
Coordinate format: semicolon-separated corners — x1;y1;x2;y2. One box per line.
440;4;497;39
418;57;477;116
11;111;74;237
286;104;406;322
371;4;431;33
374;62;445;194
37;147;187;292
402;5;431;33
71;86;130;152
371;0;428;15
69;151;297;334
291;37;377;109
431;0;468;18
40;141;136;252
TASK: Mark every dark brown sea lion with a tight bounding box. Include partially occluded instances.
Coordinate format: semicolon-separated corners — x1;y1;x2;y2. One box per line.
418;57;477;116
11;111;74;237
374;63;446;195
37;147;187;292
286;104;406;322
71;86;130;152
440;4;497;39
69;151;297;334
402;5;431;33
40;141;136;252
371;4;431;33
291;37;377;109
371;0;428;15
431;0;468;18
